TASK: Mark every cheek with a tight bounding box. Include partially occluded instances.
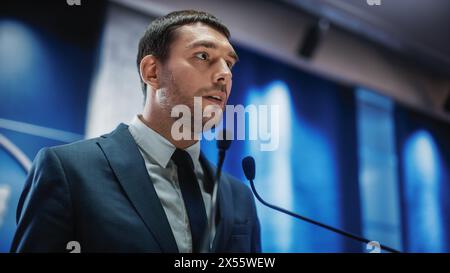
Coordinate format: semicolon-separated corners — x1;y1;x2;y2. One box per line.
171;63;202;95
226;81;232;101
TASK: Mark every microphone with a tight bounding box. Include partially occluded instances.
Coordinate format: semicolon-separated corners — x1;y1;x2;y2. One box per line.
201;130;232;252
242;156;400;253
216;130;232;181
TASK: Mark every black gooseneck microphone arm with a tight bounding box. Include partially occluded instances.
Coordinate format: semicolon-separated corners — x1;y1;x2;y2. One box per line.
242;156;400;253
200;130;232;253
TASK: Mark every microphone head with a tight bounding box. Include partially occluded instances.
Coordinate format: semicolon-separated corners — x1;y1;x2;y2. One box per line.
242;156;255;181
217;129;232;151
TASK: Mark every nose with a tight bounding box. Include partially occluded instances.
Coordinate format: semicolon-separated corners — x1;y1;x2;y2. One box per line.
213;59;232;85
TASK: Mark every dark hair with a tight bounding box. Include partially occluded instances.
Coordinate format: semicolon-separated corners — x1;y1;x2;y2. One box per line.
137;10;231;100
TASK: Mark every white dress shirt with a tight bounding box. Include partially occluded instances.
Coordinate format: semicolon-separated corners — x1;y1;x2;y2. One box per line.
128;115;214;253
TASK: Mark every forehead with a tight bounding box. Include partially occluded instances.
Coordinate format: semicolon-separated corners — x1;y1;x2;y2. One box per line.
171;22;234;53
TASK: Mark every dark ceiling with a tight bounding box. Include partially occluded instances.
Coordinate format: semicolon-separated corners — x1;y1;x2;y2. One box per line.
282;0;450;77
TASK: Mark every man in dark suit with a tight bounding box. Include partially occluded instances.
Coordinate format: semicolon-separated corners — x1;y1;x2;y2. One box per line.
10;10;261;253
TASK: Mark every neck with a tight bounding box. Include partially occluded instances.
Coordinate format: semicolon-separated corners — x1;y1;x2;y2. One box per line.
140;104;198;150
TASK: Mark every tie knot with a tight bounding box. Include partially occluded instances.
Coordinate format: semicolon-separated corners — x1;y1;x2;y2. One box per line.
171;148;195;170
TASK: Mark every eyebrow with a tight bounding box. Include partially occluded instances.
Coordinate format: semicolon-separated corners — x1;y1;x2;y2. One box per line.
186;40;239;63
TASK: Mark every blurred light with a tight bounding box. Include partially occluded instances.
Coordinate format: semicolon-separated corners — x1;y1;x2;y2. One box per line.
404;130;444;252
0;20;35;80
406;130;440;183
247;80;293;252
0;184;11;227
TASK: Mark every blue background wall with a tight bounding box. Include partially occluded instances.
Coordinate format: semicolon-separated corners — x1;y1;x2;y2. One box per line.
0;1;105;251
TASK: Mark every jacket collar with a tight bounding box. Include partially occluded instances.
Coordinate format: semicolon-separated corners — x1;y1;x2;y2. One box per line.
128;115;200;169
97;123;233;253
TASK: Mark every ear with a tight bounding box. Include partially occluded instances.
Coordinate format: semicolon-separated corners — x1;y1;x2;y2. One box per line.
140;55;159;90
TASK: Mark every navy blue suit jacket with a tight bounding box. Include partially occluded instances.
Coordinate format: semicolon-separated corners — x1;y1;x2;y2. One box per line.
10;124;261;253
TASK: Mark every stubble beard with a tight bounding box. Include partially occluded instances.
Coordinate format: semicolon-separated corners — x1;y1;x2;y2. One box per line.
159;69;224;134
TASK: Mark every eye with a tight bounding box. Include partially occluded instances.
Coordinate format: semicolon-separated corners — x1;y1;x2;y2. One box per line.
195;52;209;61
226;61;234;69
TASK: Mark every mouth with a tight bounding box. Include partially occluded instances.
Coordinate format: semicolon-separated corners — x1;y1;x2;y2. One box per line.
203;95;224;105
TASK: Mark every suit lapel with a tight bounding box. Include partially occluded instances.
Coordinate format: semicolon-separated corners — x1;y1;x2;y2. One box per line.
97;123;178;253
200;153;234;253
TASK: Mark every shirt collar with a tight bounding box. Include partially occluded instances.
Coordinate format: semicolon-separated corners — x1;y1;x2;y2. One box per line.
128;115;200;168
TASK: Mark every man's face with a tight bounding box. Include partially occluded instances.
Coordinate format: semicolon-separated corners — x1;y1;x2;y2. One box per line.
156;22;237;127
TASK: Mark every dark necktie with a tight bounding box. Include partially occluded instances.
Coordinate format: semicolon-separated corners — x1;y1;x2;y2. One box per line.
171;148;208;253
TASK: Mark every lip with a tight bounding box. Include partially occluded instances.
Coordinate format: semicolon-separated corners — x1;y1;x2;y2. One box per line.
202;92;226;106
203;97;224;107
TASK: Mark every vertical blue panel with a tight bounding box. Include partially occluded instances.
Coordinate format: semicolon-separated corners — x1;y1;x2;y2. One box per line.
395;105;450;252
356;89;402;251
403;130;445;252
